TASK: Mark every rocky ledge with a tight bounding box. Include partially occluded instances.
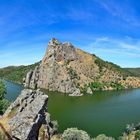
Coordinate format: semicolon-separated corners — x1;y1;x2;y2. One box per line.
3;89;57;140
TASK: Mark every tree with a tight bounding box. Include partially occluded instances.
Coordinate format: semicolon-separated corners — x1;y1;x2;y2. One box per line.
135;130;140;140
92;134;115;140
0;81;9;114
62;128;90;140
0;81;6;100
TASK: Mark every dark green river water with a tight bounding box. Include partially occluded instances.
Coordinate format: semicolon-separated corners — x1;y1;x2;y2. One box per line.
4;80;140;138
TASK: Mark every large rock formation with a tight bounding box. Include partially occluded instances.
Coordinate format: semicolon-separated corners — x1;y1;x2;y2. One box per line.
24;38;140;95
3;89;57;140
24;38;82;96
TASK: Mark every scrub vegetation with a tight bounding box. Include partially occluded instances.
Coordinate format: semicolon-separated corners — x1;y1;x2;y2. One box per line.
0;81;10;115
0;62;40;84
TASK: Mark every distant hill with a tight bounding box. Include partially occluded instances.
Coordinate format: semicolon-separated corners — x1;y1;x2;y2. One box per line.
124;68;140;77
0;62;40;84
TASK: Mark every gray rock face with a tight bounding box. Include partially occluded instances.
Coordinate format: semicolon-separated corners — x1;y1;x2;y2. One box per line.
24;38;82;96
24;70;33;88
69;88;83;96
24;66;40;89
4;89;56;140
87;87;93;94
42;38;77;64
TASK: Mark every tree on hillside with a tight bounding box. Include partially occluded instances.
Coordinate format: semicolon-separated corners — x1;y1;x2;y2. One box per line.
0;81;9;114
0;81;6;100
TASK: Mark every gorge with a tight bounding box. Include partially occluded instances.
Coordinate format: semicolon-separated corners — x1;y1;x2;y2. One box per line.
3;80;140;139
1;38;140;140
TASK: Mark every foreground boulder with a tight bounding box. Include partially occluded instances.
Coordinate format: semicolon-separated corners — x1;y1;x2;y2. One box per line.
3;89;57;140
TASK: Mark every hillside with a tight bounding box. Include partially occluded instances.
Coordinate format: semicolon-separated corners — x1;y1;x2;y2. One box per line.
124;68;140;77
23;38;140;96
0;62;40;84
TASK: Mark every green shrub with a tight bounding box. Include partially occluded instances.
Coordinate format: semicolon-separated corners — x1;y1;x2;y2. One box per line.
0;81;6;100
0;131;7;140
0;81;10;115
0;99;10;114
118;136;125;140
81;81;125;93
62;128;90;140
110;82;124;90
66;67;79;80
135;130;140;140
92;134;115;140
51;120;59;134
90;82;103;90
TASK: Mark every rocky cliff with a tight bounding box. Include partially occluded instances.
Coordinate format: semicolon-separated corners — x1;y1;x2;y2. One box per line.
1;89;57;140
24;38;140;96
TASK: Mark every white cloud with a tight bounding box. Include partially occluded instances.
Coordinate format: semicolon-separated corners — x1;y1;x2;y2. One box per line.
84;36;140;58
120;42;140;51
96;0;140;26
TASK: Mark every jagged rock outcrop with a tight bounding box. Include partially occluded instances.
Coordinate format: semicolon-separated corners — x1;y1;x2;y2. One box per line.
24;66;40;89
24;38;140;96
3;89;57;140
24;38;82;96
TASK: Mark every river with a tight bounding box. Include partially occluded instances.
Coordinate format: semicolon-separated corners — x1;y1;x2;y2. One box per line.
4;80;140;138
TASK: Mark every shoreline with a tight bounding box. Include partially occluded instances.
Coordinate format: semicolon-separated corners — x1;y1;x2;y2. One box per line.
3;79;140;96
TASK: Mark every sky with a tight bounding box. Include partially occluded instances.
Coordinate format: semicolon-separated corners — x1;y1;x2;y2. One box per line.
0;0;140;68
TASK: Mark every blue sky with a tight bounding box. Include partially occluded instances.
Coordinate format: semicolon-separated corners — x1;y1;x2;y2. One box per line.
0;0;140;68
